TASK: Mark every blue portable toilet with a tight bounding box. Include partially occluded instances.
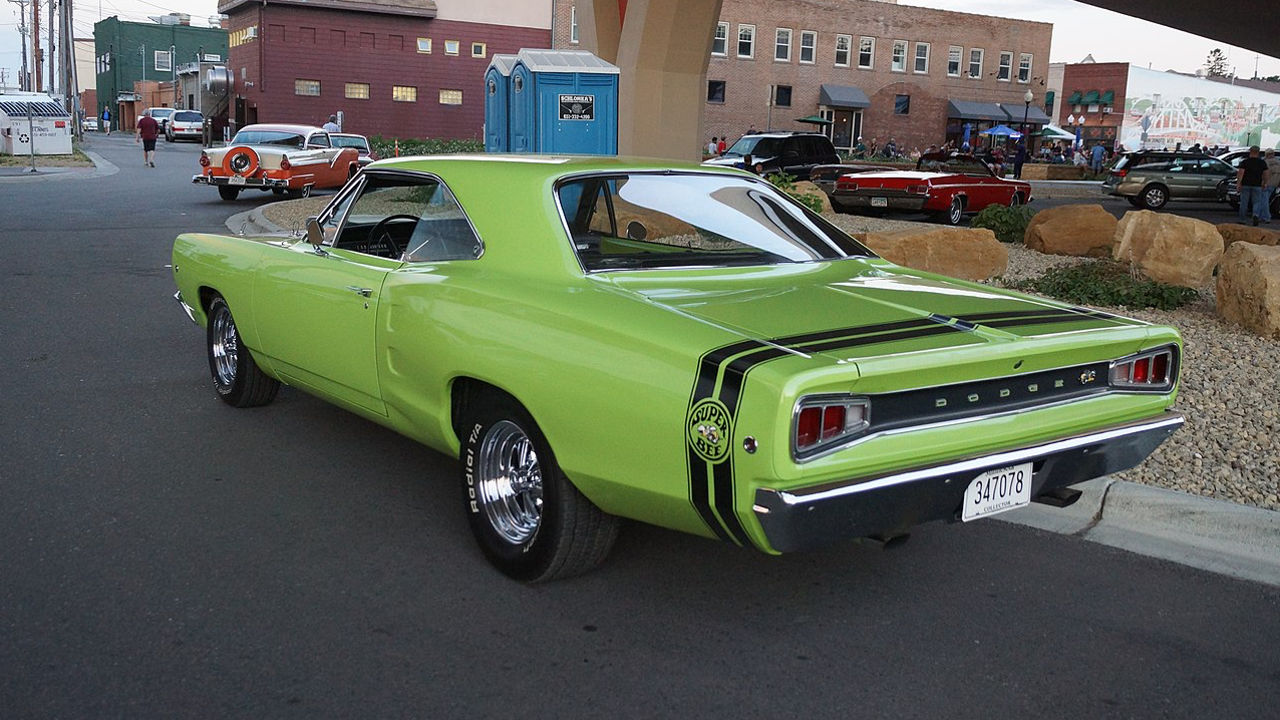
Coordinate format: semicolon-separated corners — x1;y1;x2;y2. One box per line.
483;54;518;152
504;49;619;156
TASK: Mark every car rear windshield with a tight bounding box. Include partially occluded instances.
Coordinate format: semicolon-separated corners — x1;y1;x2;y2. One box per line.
173;111;202;122
724;136;781;158
231;130;305;147
556;172;871;271
150;108;173;118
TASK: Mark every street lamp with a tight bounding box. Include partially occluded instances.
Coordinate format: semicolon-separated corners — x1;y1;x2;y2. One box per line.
1022;88;1034;152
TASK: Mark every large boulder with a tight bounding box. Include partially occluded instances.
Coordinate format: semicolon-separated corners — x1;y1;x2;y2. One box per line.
792;180;833;214
1112;210;1224;288
1024;204;1118;257
863;227;1008;281
1216;243;1280;339
1215;223;1280;249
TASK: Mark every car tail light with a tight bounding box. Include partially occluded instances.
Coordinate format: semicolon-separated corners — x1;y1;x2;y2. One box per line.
199;152;209;167
280;157;291;170
1110;346;1177;390
835;179;858;191
906;184;928;195
794;395;871;459
1110;169;1128;179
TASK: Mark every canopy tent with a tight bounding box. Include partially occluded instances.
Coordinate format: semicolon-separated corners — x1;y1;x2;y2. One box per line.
1036;124;1077;140
979;124;1023;138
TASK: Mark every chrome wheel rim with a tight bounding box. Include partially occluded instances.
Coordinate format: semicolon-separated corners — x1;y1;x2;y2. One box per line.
1145;187;1165;207
949;199;962;224
211;307;239;389
477;420;544;545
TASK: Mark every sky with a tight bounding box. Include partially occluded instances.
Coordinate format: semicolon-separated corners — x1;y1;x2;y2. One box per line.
4;0;1280;89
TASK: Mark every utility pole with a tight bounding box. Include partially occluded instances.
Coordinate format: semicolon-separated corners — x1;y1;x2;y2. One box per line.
47;0;55;94
31;0;41;92
63;0;80;137
8;0;29;90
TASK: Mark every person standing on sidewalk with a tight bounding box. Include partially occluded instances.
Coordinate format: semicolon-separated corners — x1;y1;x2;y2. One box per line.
101;106;111;136
135;110;160;168
1236;146;1270;225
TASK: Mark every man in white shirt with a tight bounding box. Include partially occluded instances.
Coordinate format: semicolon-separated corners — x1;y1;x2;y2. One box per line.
322;114;340;132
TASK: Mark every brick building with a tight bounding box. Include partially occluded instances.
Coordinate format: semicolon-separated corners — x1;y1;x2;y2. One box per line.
1056;60;1126;151
218;0;551;139
554;0;1053;155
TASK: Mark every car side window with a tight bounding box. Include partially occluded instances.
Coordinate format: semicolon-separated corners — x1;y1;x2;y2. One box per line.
327;175;481;262
309;133;331;148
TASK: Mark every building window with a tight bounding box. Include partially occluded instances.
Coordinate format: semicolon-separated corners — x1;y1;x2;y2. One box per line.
416;37;431;53
891;40;907;72
834;35;851;67
968;48;984;78
1018;53;1033;83
774;85;792;108
444;40;460;56
154;50;172;73
799;30;816;64
947;46;962;77
998;51;1013;81
914;42;929;74
775;28;791;62
712;22;728;56
345;82;370;99
707;80;726;103
570;6;579;44
737;24;755;58
472;42;486;58
294;79;321;96
894;94;910;115
858;36;874;69
392;85;417;102
439;89;463;105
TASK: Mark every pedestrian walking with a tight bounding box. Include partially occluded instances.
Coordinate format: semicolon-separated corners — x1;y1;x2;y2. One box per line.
1013;141;1027;179
101;106;111;135
707;136;717;156
716;137;727;155
135;110;160;167
1090;143;1105;173
1236;145;1271;225
322;114;341;132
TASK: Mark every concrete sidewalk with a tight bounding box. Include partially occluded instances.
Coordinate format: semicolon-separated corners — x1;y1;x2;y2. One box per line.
1027;179;1106;200
0;149;118;183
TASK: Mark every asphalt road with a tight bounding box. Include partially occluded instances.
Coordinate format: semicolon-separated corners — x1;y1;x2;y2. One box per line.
2;135;1278;718
1029;188;1252;224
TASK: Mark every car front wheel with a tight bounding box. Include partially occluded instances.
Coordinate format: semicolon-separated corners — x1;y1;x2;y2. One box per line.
461;397;619;582
1141;184;1169;210
206;295;279;408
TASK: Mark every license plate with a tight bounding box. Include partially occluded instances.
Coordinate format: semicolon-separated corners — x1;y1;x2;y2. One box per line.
962;462;1032;521
870;197;888;207
228;176;246;186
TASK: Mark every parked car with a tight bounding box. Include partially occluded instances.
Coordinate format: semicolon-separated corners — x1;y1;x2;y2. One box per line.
82;117;99;132
192;123;362;201
1222;177;1280;216
172;154;1182;582
703;131;840;177
146;107;175;133
1102;150;1234;209
808;162;893;195
830;152;1032;224
165;110;204;142
329;132;378;168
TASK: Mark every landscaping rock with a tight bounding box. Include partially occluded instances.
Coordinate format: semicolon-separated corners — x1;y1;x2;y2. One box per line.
863;227;1008;281
1113;210;1224;288
1216;242;1280;339
1024;204;1117;257
1215;223;1280;249
792;180;833;214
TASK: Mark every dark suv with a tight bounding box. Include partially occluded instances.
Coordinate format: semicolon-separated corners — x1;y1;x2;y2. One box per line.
1102;151;1234;209
703;132;839;177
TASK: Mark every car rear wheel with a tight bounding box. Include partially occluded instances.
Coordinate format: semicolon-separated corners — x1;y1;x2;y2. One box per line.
1141;184;1169;210
218;186;240;201
461;396;619;582
937;196;964;225
1010;192;1024;207
207;295;279;408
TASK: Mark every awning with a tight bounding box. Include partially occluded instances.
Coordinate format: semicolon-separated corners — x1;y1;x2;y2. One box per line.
1100;90;1115;105
947;99;1006;121
1066;91;1083;105
819;84;871;109
1001;104;1052;124
1081;90;1102;104
0;100;70;118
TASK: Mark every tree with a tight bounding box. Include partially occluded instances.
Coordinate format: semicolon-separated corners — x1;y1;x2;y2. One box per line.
1205;48;1229;78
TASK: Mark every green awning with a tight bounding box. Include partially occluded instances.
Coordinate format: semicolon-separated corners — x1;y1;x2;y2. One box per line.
1066;91;1083;105
1100;90;1115;105
1082;90;1101;104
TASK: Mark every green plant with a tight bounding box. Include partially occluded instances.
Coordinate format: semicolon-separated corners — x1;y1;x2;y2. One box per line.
368;135;484;159
767;171;827;214
970;203;1036;243
1011;260;1199;311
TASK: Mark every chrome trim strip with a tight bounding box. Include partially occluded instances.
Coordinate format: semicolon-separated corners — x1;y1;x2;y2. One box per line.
174;291;197;325
765;412;1184;506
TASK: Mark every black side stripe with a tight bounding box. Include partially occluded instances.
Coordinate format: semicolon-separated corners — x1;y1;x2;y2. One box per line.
687;447;732;543
712;460;749;545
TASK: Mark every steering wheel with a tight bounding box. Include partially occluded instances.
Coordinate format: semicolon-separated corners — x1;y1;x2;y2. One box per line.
367;214;419;257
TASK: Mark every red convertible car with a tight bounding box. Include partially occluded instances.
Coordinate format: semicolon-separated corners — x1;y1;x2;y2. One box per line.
830;152;1032;224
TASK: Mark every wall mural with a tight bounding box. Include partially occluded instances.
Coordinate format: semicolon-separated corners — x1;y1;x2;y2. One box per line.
1121;66;1280;150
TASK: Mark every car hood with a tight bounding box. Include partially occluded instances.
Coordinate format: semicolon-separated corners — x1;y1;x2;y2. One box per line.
702;155;769;167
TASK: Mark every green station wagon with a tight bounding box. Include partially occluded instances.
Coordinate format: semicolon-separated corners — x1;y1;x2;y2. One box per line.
172;155;1183;582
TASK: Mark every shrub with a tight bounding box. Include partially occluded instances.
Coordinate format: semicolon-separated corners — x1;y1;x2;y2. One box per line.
767;171;826;214
970;203;1036;243
1011;260;1199;311
368;135;484;159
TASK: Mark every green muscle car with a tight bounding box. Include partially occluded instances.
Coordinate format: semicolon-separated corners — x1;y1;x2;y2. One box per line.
172;155;1183;582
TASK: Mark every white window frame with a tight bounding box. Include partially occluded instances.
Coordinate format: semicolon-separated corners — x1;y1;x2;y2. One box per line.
712;22;728;57
834;34;851;68
858;36;874;69
416;37;432;54
471;42;487;58
799;30;816;64
775;28;792;62
947;46;962;77
154;50;172;73
444;40;460;56
1018;53;1033;83
968;48;984;78
997;51;1013;81
890;40;907;73
570;6;579;44
913;42;929;74
737;24;755;59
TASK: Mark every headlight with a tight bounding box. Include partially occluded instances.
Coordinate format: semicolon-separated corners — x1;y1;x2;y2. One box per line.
793;395;871;460
1109;346;1177;391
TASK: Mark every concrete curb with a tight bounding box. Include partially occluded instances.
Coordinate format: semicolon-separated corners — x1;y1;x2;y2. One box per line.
0;148;116;183
1028;179;1106;200
1000;479;1280;588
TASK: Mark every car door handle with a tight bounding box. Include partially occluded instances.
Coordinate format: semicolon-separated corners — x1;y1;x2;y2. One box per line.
346;286;372;297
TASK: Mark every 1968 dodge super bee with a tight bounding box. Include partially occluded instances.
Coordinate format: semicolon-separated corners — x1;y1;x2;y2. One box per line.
172;155;1183;582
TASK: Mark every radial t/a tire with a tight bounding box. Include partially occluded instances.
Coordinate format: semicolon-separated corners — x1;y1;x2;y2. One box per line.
206;295;280;408
461;397;618;582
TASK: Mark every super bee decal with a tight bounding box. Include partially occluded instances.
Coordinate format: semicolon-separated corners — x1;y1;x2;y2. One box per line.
683;306;1123;545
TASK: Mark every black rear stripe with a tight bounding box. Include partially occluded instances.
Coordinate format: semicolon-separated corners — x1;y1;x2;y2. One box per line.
687;447;732;543
713;460;750;546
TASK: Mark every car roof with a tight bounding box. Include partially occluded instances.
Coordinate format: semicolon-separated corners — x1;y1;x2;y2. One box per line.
329;132;367;139
741;132;825;139
238;123;321;134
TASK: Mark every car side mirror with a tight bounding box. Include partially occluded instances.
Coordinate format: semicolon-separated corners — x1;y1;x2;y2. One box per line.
305;216;326;249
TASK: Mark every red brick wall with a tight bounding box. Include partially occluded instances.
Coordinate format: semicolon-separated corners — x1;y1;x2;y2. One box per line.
225;4;549;139
1059;61;1128;149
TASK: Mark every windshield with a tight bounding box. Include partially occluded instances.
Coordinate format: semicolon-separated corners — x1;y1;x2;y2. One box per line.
557;172;871;272
331;135;369;151
723;136;781;158
173;111;202;122
231;130;306;147
150;108;173;118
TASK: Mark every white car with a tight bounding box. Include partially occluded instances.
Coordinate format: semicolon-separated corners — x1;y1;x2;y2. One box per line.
166;110;204;142
82;117;99;132
147;107;175;133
